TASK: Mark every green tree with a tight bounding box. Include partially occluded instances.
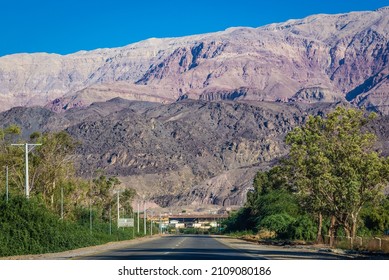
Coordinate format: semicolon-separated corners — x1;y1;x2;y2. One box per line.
119;188;136;217
29;131;78;207
244;167;304;239
360;197;389;235
0;125;24;196
284;114;332;242
88;174;136;223
285;107;389;241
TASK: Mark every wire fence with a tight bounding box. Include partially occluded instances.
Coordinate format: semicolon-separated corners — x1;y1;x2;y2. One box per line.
323;235;389;253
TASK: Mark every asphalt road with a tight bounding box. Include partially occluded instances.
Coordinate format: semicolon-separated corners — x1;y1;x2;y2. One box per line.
79;235;258;260
78;235;354;260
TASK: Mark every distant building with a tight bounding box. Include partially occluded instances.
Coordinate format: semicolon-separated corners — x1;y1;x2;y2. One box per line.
143;213;228;229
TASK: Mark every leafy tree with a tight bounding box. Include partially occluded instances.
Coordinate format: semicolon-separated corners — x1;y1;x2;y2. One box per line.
89;175;136;222
247;167;289;215
119;188;137;217
284;114;332;242
223;207;255;233
243;167;304;238
0;124;21;141
57;178;88;219
359;196;389;235
29;131;78;207
0;125;24;196
285;107;389;241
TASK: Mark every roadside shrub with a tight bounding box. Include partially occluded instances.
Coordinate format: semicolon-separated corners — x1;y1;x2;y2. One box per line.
223;207;255;232
287;215;317;241
258;213;295;238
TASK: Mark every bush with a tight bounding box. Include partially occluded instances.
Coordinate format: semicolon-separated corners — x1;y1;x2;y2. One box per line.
223;207;255;232
0;194;140;257
359;198;389;236
287;215;317;241
258;213;295;238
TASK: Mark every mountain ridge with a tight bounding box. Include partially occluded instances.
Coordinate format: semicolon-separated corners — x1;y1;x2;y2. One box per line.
0;7;388;113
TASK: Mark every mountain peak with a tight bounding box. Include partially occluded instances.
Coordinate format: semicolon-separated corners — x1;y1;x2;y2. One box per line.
376;6;389;12
0;7;388;114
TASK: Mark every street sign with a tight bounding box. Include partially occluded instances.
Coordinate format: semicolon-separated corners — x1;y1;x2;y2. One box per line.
118;218;134;227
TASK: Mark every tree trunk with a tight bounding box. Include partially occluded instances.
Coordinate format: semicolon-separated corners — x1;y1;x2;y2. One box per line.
316;212;323;244
344;225;351;238
350;214;358;248
50;180;56;206
328;215;336;247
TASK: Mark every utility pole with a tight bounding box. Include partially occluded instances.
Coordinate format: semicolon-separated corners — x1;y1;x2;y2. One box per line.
150;211;153;236
90;199;92;235
11;143;41;199
144;201;147;235
117;191;120;229
109;204;112;235
132;212;135;239
137;201;140;233
5;166;9;202
61;186;64;220
159;213;161;234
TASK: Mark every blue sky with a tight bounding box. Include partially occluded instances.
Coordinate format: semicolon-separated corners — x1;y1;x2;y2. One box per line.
1;0;387;56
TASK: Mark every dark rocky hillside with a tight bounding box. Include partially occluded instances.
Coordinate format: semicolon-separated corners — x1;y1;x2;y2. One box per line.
5;98;388;208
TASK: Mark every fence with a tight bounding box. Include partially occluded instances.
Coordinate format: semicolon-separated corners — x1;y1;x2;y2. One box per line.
323;235;389;253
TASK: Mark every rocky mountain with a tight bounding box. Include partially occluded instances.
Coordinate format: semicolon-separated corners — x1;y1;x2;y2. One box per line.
0;7;388;114
3;98;388;209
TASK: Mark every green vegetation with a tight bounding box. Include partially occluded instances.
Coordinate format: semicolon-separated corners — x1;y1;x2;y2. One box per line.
225;107;389;243
0;195;147;257
0;126;145;257
226;168;318;241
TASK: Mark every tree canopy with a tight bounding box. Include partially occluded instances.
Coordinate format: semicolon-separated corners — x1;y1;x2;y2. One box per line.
226;107;389;243
285;107;389;239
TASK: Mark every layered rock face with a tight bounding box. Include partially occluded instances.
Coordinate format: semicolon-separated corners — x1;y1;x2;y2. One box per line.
0;98;351;207
1;98;388;207
0;8;388;113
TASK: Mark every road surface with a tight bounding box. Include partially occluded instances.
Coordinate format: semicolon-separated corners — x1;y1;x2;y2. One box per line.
78;235;354;260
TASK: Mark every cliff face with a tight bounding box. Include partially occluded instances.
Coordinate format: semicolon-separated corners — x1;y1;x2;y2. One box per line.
1;98;388;207
0;8;388;113
0;98;344;206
